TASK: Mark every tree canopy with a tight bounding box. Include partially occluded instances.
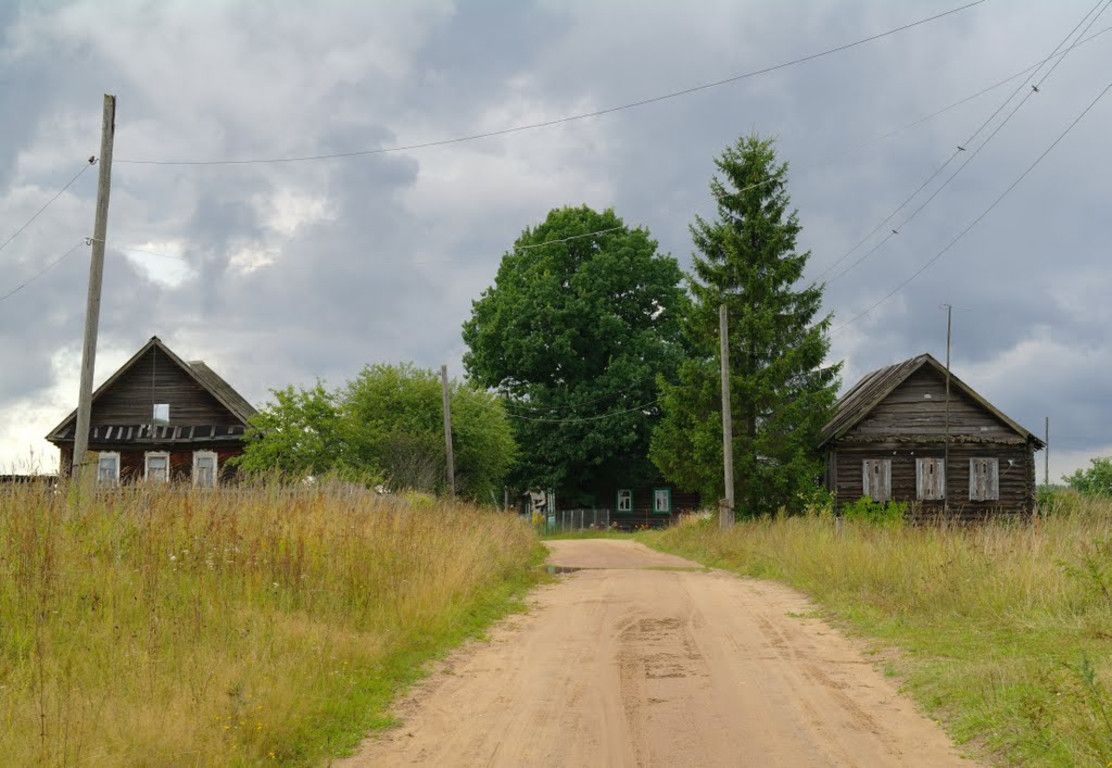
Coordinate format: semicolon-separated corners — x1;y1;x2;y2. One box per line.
650;135;840;516
236;363;517;502
462;205;687;504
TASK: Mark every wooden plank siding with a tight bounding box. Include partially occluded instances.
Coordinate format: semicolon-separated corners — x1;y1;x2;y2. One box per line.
830;443;1036;521
88;346;239;427
822;354;1042;521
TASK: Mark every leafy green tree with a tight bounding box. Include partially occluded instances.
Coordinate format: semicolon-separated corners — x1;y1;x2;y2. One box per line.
236;383;347;475
651;136;840;517
1064;457;1112;496
343;363;517;502
462;206;687;504
237;365;517;502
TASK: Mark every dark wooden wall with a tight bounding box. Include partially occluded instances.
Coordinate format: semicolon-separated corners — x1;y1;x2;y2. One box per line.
824;364;1039;519
851;367;1016;440
828;442;1036;519
89;346;239;426
59;445;243;482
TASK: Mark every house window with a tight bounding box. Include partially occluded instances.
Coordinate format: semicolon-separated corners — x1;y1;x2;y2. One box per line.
862;459;891;502
653;488;672;515
969;457;999;501
96;451;120;486
145;451;170;483
916;457;945;500
193;450;218;488
152;403;170;423
617;489;632;512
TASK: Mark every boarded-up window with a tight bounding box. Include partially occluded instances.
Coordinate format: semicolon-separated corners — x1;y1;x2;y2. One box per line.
969;458;999;501
916;457;945;500
862;459;891;502
193;450;218;489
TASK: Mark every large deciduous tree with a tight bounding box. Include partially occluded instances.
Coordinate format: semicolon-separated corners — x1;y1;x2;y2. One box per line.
462;206;686;504
650;136;840;517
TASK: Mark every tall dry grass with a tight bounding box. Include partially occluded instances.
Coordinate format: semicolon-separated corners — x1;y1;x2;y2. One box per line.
0;481;538;766
649;497;1112;767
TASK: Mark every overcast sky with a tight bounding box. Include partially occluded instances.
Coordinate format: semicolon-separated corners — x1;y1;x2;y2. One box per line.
1;0;1109;478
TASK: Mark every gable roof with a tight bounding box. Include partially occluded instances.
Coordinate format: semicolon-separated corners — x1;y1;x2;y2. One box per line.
46;336;257;441
819;353;1044;448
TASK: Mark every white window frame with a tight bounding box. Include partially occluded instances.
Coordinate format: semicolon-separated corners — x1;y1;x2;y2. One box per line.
916;457;945;500
969;457;1000;501
96;451;120;486
862;459;892;502
192;450;218;488
152;403;170;424
652;488;672;514
617;489;633;512
144;451;171;483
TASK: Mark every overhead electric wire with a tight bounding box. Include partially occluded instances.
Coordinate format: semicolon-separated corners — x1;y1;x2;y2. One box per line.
114;0;987;167
0;159;94;256
811;0;1109;285
505;397;662;423
0;240;88;302
831;74;1112;335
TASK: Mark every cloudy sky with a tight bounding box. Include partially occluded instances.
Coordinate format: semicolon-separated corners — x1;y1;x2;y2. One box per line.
1;0;1109;478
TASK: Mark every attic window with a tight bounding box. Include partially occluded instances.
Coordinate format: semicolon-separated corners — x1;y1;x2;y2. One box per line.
153;403;170;423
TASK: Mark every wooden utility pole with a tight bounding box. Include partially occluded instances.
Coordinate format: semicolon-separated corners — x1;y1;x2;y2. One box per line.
440;364;456;499
942;304;953;516
719;304;735;529
1044;416;1050;486
72;93;116;478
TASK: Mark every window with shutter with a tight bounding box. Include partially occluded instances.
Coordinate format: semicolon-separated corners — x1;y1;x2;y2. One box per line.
969;457;999;501
862;459;891;502
916;457;945;500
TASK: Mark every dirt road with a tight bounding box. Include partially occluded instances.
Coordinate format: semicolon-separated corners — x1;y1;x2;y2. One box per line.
341;539;973;767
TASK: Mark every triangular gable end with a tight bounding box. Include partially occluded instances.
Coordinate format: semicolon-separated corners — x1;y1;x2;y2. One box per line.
46;337;254;441
821;353;1043;448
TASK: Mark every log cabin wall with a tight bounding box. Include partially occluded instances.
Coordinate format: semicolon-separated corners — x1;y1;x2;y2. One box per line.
830;442;1036;519
822;356;1042;520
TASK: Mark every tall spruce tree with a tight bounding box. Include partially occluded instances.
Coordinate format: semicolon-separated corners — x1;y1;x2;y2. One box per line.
650;135;840;517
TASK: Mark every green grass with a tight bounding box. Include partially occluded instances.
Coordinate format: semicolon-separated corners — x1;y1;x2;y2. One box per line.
640;500;1112;767
0;481;540;766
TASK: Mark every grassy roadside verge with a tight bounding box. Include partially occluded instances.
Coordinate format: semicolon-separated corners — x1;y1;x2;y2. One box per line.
0;483;541;766
639;505;1112;767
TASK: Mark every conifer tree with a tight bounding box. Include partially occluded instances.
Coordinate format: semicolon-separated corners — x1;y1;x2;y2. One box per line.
651;136;840;516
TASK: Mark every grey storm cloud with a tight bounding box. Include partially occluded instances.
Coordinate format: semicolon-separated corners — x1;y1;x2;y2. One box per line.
1;0;1110;478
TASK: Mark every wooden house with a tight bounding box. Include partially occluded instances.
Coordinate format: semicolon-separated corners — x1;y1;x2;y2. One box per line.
820;353;1044;520
46;336;256;486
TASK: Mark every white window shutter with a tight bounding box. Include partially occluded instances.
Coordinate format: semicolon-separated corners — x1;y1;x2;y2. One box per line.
989;458;999;501
916;459;924;499
969;458;978;500
882;460;891;501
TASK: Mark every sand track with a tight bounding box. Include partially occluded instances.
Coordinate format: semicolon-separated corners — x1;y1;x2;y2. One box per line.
338;539;973;767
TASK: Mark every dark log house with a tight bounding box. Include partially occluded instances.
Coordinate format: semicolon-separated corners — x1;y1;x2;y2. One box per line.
46;336;256;486
820;353;1044;519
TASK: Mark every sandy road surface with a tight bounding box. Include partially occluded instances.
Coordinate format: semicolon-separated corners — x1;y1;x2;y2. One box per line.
340;539;973;767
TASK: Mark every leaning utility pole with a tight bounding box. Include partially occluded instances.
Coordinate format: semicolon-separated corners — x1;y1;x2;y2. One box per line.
440;364;456;499
942;304;953;516
72;93;116;478
719;304;735;529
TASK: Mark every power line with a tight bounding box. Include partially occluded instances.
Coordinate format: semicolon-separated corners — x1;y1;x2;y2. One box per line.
831;75;1112;335
505;397;662;423
0;159;95;256
114;1;987;167
0;240;88;302
812;0;1108;285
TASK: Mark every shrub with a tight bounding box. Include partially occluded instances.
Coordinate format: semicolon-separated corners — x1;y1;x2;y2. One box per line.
1064;457;1112;497
840;496;906;526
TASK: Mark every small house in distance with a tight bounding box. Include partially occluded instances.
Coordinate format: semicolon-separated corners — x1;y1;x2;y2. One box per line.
46;336;256;486
820;353;1044;520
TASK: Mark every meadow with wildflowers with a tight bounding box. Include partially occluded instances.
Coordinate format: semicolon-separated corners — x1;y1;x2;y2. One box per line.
0;481;538;766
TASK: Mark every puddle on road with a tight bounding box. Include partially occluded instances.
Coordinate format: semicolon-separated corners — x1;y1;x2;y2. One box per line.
544;565;584;574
